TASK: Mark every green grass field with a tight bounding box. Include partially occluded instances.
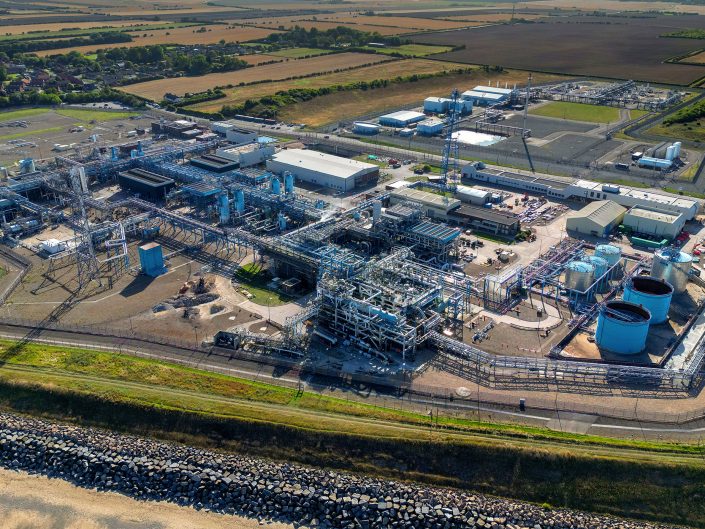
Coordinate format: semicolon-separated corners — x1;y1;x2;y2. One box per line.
629;109;650;120
530;101;620;123
55;108;138;122
360;44;453;57
0;108;52;122
269;47;334;58
648;121;705;143
0;126;63;142
234;262;294;306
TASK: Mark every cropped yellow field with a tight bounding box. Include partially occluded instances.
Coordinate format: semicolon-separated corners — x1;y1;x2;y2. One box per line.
35;25;281;56
441;13;544;22
316;14;479;30
682;51;705;64
0;20;161;34
122;52;393;100
189;58;470;113
238;54;282;65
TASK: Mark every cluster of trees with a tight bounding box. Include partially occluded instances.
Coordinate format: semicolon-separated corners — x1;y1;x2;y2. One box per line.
1;32;132;57
264;26;405;49
97;45;250;76
663;99;705;125
0;86;146;110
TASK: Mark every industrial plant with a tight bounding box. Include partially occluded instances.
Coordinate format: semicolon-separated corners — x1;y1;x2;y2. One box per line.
1;76;705;406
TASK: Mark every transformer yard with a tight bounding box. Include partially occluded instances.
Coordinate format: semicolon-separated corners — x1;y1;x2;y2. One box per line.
2;80;705;420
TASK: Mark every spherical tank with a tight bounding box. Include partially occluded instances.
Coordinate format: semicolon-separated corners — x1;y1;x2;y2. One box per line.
651;248;692;293
622;276;673;324
564;261;594;291
594;244;621;266
583;255;608;279
595;301;651;355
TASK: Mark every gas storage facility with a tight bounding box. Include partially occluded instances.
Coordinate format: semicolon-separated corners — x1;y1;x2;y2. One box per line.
2;89;705;409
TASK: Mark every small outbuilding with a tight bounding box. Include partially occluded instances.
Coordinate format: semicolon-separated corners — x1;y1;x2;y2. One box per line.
566;200;626;237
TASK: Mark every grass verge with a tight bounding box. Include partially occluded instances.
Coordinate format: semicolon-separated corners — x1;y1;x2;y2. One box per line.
530;102;620;124
55;108;138;122
0;339;704;526
0;126;63;141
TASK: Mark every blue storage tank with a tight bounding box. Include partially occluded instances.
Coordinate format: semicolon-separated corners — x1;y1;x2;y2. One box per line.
235;190;245;213
218;193;230;224
583;255;608;279
595;300;651;355
138;242;166;277
285;172;295;194
622;276;673;325
271;177;281;195
353;122;380;135
595;244;621;266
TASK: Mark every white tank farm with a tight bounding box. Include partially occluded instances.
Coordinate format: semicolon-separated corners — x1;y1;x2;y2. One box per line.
594;244;621;267
595;300;651;355
564;261;594;291
651;248;692;293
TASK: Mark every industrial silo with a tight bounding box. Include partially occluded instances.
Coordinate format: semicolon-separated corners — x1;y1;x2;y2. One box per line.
622;276;673;324
595;300;651;355
651;248;692;293
583;255;609;279
564;261;595;292
595;244;621;267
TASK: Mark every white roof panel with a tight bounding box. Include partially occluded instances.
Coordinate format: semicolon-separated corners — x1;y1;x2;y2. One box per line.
270;149;377;180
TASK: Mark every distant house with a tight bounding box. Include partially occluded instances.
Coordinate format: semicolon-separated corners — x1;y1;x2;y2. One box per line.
5;63;26;74
164;93;182;104
29;71;51;88
7;78;30;93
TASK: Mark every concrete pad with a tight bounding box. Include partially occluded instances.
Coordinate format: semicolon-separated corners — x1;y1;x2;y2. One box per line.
546;412;597;434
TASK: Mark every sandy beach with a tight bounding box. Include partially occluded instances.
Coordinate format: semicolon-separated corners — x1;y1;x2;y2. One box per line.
0;467;295;529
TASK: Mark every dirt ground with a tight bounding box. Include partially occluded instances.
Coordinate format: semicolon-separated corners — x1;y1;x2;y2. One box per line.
0;468;294;529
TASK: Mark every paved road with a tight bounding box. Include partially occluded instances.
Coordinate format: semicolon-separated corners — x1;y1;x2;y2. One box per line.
3;321;705;441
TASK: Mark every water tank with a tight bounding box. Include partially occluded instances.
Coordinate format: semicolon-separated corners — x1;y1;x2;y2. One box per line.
583;255;608;279
372;200;382;224
218;193;230;224
651;248;692;293
622;276;673;324
564;261;595;291
595;301;651;355
674;141;682;158
595;244;621;266
666;145;675;161
235;190;245;213
284;172;295;194
272;177;281;195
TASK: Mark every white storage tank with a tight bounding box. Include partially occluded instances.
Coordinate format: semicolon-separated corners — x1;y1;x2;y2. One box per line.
595;244;621;267
564;261;595;292
651;248;692;293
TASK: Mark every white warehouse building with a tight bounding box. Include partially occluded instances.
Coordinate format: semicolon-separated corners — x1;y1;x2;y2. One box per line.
266;149;379;192
462;163;701;220
623;206;686;240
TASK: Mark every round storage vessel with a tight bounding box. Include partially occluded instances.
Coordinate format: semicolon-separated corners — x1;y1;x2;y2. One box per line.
564;261;595;292
595;244;621;266
583;255;609;279
622;276;673;324
651;248;692;293
595;301;651;355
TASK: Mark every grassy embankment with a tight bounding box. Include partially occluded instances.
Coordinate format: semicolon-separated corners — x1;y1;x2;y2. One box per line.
358;44;454;56
529;101;620;124
0;339;704;526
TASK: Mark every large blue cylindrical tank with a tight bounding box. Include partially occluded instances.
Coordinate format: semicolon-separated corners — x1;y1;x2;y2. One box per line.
595;300;651;355
583;255;608;279
595;244;621;266
272;177;281;195
235;190;245;213
622;276;673;324
284;172;295;194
